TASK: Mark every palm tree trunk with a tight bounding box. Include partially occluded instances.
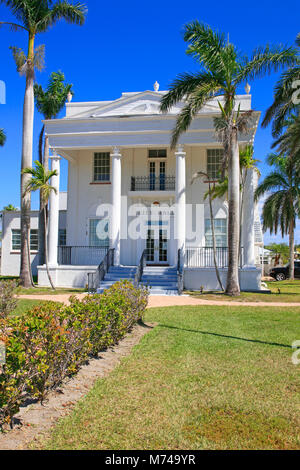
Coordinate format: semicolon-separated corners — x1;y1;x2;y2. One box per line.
38;131;49;266
225;127;240;296
44;206;55;290
20;67;34;288
289;219;295;280
208;181;224;291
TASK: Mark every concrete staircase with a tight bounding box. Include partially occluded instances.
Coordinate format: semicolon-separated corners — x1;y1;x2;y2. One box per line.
141;266;178;295
97;265;179;296
97;266;137;293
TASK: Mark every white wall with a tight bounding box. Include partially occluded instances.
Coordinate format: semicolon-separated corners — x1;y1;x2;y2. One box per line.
1;210;67;277
65;145;229;267
184;267;262;292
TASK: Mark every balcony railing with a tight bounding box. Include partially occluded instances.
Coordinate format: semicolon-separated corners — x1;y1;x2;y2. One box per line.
58;246;109;266
131;176;175;191
186;247;244;268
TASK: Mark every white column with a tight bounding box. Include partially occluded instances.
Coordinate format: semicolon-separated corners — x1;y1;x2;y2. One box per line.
242;168;256;267
111;146;122;266
175;145;186;262
48;151;61;266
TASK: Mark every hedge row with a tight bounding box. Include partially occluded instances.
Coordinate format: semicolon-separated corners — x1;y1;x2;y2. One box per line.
0;280;148;427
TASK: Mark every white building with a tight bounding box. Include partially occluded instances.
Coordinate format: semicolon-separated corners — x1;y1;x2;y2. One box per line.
2;84;262;293
0;193;67;278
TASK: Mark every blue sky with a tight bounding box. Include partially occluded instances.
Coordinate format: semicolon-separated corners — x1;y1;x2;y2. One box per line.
0;0;299;244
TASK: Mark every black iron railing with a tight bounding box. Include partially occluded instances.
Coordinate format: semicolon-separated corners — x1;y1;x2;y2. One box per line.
185;247;244;268
87;248;115;293
131;176;175;191
134;249;147;286
177;248;184;295
58;246;109;266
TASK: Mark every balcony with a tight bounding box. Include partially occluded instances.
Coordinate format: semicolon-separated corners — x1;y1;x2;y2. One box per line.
130;176;175;192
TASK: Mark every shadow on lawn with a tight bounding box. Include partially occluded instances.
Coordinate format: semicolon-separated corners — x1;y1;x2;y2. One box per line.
159;324;291;349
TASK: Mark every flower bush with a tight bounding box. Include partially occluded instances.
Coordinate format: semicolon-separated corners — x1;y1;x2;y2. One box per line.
0;280;148;427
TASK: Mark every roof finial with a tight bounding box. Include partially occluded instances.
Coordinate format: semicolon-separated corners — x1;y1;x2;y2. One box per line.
67;91;73;103
245;83;251;94
154;81;160;92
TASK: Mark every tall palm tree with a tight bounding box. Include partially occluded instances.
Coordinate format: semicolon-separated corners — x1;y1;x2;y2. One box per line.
0;128;6;146
0;0;87;288
262;33;300;137
23;161;58;289
160;21;297;295
34;71;73;264
255;154;300;280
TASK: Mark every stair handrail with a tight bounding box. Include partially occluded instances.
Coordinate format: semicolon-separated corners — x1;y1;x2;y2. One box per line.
88;248;115;293
177;248;184;295
134;249;147;286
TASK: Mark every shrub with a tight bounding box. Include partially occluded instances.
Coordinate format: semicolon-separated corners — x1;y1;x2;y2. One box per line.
0;280;18;320
0;281;148;427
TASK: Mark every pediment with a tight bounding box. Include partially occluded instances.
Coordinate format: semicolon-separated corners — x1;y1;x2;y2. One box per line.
87;91;184;118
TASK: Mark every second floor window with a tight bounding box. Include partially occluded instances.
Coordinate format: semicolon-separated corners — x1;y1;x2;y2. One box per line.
12;229;38;251
94;152;110;182
207;148;224;180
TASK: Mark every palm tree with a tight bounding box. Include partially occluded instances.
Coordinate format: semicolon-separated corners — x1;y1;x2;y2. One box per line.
255;153;300;280
191;171;224;291
0;0;87;288
3;204;18;211
0;129;6;146
262;33;300;137
160;21;297;295
34;71;73;264
23;161;58;289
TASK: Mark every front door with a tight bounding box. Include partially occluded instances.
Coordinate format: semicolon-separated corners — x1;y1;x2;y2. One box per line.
149;160;166;190
146;227;168;264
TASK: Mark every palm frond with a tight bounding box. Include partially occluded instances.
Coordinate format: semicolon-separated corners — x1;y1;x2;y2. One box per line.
36;1;87;32
0;20;27;32
170;80;221;147
0;128;6;146
184;21;228;74
262;66;300;135
160;71;219;113
235;44;298;83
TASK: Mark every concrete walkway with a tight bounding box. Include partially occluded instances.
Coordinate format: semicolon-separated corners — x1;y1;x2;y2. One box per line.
17;293;300;308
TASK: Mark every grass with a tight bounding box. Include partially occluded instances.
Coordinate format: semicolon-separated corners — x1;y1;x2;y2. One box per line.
16;286;86;296
186;279;300;303
12;299;51;317
38;305;300;450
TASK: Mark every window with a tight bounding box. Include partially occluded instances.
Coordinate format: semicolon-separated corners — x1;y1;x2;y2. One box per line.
94;152;110;181
58;229;67;246
11;229;39;251
205;219;227;247
30;229;39;251
11;229;21;251
207;148;224;180
148;149;167;158
89;219;109;247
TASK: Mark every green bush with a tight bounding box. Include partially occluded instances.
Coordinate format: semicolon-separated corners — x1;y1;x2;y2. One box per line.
0;281;148;427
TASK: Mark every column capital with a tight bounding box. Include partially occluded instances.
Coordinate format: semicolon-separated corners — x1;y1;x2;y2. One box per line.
175;144;186;156
50;149;61;161
111;146;122;157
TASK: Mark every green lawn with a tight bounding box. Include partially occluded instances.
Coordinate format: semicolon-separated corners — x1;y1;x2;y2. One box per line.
16;286;86;296
186;279;300;302
37;305;300;450
12;299;53;317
